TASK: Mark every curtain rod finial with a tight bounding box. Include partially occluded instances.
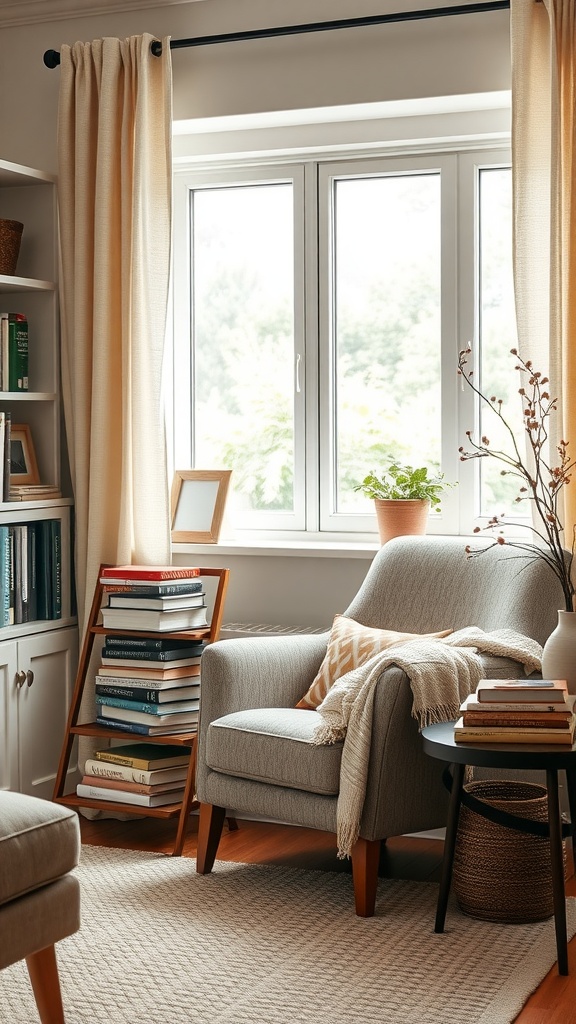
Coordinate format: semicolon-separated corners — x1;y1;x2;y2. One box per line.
44;49;61;68
150;40;162;57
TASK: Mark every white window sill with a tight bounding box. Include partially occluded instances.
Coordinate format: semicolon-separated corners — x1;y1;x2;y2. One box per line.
172;536;380;559
172;531;480;560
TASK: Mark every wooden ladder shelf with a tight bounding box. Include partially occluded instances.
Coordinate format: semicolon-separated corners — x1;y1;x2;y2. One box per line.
52;564;230;855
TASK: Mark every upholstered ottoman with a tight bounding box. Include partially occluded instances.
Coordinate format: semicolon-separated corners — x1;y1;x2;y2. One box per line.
0;791;80;1023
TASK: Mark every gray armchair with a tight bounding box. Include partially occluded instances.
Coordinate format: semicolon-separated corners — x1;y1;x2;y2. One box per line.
195;536;563;915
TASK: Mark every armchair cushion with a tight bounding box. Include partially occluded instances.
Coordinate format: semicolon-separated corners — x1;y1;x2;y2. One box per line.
206;707;343;795
296;613;452;709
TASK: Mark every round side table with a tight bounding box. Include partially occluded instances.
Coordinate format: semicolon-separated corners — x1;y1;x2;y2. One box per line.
422;720;576;976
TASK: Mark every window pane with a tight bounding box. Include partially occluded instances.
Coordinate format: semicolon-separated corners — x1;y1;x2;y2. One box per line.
333;173;442;513
191;183;295;513
478;167;520;516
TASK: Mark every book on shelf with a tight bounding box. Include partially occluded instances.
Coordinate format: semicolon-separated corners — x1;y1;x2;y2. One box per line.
95;680;201;702
453;715;576;744
12;523;27;623
9;484;61;501
102;579;204;597
95;694;200;716
2;411;9;502
101;650;203;667
107;591;206;611
76;782;185;807
474;678;569;703
93;743;191;770
99;565;201;584
0;314;7;391
0;412;5;498
104;634;206;652
97;663;201;681
83;758;189;786
50;518;62;618
0;312;28;392
27;521;38;622
96;715;198;736
98;703;200;726
100;604;209;632
0;525;10;626
80;774;187;796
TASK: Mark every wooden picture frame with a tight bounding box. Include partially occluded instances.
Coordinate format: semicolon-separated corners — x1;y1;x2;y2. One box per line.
170;469;232;544
10;423;40;485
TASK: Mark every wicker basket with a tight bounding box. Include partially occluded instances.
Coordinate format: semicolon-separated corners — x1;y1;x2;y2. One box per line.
453;779;565;923
0;219;23;275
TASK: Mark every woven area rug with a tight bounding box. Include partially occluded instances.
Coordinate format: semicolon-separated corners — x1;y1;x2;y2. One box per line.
1;844;575;1024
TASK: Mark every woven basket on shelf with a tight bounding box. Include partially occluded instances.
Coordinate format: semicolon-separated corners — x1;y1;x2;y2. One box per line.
0;219;23;275
453;779;566;923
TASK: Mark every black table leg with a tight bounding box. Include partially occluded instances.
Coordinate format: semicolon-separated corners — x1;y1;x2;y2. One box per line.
565;765;576;863
435;761;465;933
547;768;568;976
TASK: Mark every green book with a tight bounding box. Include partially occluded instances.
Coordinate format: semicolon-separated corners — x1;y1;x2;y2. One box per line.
94;743;191;770
7;313;28;392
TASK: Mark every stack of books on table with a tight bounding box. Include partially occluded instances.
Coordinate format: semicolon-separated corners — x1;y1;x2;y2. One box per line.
454;678;576;745
99;564;209;632
76;743;192;808
94;634;206;736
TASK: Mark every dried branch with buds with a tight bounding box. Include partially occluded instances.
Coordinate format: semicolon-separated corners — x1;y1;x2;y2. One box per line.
458;346;575;611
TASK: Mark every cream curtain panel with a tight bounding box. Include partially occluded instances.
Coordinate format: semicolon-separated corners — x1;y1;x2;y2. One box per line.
58;33;173;634
511;0;576;552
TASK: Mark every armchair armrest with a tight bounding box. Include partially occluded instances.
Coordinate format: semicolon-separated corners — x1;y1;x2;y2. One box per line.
200;633;328;724
478;653;535;679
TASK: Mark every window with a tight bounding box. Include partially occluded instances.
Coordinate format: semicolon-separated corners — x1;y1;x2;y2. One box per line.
172;144;515;540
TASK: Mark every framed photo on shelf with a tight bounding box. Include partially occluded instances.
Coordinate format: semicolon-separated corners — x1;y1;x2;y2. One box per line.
170;469;232;543
10;423;40;485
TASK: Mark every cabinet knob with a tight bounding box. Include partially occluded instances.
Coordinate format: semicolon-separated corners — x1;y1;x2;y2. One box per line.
26;670;34;687
16;670;26;689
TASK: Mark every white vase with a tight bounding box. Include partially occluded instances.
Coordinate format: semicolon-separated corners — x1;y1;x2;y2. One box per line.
541;610;576;694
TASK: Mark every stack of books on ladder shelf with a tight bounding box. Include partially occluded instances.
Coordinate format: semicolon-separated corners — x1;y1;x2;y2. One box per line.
92;563;208;738
76;743;192;808
454;678;576;744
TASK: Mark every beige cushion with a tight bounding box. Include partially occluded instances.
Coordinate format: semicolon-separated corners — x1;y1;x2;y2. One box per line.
296;614;452;709
0;791;80;906
207;708;343;795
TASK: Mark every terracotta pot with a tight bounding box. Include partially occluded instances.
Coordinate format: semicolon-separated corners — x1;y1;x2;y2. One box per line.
541;610;576;694
373;498;430;545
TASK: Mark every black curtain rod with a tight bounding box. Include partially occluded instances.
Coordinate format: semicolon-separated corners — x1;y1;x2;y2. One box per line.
43;1;510;69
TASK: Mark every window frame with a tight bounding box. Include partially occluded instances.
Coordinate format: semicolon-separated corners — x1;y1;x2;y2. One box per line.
170;126;513;543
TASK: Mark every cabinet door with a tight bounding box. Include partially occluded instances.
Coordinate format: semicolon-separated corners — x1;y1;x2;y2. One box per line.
17;627;78;798
0;639;18;792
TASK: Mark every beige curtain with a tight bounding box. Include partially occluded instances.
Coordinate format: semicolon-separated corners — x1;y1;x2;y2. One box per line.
511;0;576;543
58;33;173;634
57;34;173;786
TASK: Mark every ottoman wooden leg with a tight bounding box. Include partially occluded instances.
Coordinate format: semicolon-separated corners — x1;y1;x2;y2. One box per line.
26;945;65;1024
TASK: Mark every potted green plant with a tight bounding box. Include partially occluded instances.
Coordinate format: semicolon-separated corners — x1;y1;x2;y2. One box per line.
354;461;452;544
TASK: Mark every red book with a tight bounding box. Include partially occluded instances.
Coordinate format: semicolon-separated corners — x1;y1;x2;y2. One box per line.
100;565;201;583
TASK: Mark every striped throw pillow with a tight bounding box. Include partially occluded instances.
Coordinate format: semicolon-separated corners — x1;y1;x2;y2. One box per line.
296;614;452;710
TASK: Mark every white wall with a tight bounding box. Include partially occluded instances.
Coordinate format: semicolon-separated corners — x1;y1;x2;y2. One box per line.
0;0;511;628
1;0;511;173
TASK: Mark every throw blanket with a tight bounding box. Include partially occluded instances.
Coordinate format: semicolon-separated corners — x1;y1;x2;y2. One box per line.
311;627;542;858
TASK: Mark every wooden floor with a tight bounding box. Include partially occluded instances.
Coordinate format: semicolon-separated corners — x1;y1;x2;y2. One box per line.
80;814;576;1023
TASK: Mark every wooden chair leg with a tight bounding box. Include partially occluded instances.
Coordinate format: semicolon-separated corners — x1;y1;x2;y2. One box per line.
351;837;381;917
25;945;65;1024
196;802;226;874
